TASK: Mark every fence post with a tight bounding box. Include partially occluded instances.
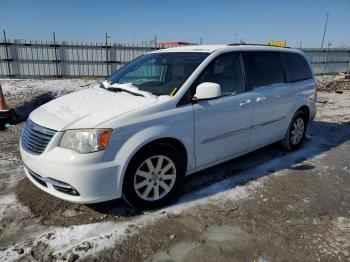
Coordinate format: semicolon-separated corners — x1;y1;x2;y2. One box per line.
52;32;61;77
3;30;12;76
105;33;109;77
11;40;20;77
110;43;117;74
60;41;68;77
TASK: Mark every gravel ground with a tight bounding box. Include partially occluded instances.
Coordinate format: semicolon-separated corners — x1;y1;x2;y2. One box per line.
0;78;349;261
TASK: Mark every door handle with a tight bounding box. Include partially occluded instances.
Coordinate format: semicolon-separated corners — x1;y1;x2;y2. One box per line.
256;96;267;102
239;99;251;107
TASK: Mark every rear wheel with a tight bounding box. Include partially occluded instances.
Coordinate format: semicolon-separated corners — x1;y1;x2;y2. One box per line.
122;143;185;210
281;110;308;151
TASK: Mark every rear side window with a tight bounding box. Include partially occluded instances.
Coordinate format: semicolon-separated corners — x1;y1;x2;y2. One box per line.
243;51;285;89
284;52;313;82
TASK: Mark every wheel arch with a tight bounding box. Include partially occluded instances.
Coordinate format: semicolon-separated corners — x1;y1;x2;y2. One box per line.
115;127;191;195
142;137;188;168
297;105;310;121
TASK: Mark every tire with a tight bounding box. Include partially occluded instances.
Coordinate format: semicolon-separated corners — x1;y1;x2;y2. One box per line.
122;143;185;210
281;110;308;151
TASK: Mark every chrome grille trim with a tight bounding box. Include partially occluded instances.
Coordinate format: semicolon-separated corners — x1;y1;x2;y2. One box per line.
21;119;57;155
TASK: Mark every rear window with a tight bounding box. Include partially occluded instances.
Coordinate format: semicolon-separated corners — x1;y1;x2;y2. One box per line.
284;52;313;82
244;51;285;89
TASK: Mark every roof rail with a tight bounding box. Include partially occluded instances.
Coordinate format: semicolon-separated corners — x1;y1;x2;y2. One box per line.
227;43;290;48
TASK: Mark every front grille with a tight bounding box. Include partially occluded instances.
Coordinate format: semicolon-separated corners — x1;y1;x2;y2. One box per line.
21;119;56;155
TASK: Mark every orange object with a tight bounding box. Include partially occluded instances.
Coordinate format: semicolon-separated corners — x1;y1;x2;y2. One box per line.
99;130;112;148
0;85;9;111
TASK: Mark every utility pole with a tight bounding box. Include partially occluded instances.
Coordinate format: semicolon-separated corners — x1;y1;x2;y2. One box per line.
323;41;331;76
321;13;329;48
200;37;203;45
154;35;157;50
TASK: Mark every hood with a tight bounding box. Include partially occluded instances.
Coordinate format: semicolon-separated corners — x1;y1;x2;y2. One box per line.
29;87;162;131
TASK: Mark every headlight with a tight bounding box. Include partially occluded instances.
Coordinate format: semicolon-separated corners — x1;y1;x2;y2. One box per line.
60;129;112;153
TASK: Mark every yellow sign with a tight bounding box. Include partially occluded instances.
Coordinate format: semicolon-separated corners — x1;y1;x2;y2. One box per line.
170;87;178;96
266;41;287;47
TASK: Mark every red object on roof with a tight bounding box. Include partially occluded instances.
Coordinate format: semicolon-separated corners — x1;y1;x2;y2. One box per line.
159;41;191;46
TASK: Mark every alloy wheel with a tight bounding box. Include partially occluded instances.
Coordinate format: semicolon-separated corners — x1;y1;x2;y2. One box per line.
290;117;305;145
133;155;177;201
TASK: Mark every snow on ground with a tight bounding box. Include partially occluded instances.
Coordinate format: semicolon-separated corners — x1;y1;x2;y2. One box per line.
1;78;97;97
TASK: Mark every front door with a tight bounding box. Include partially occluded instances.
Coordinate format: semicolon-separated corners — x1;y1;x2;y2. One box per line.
192;52;254;167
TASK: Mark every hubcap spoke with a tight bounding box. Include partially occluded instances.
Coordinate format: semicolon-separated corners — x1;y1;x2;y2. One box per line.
154;185;160;199
162;174;176;180
135;179;149;190
146;159;155;172
143;183;153;198
159;181;171;192
156;156;164;171
162;163;173;174
136;170;152;179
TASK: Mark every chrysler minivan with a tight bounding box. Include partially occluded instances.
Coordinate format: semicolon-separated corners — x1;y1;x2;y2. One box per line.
20;45;316;209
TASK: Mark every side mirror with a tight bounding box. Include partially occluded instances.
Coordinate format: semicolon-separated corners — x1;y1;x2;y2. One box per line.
194;82;221;100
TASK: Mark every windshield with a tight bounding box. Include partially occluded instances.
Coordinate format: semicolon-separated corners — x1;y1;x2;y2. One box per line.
106;52;209;96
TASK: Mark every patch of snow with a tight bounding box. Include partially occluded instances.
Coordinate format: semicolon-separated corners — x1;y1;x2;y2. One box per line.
0;152;24;190
0;211;164;261
103;82;157;98
0;79;96;98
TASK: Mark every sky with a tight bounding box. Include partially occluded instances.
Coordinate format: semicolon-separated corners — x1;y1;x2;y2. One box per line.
0;0;349;48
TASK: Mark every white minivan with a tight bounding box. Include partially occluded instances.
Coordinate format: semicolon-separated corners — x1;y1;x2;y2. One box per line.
20;45;316;209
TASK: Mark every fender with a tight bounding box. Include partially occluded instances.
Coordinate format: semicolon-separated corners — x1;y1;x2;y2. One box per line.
108;124;195;195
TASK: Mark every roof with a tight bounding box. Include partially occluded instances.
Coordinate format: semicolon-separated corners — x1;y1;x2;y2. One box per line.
154;45;226;53
153;44;301;54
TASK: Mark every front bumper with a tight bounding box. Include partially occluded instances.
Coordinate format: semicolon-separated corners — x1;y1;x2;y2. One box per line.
20;141;122;204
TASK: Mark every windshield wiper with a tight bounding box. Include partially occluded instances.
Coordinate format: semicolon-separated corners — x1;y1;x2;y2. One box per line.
98;81;145;97
106;86;145;97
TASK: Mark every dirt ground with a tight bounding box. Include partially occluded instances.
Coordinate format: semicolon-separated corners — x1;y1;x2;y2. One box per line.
0;77;349;261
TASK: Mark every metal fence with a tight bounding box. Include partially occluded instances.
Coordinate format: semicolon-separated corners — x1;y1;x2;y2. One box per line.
0;39;158;78
1;39;350;77
302;48;350;75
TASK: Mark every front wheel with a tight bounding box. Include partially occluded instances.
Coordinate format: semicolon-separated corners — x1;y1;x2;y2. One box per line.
281;110;308;151
122;143;185;210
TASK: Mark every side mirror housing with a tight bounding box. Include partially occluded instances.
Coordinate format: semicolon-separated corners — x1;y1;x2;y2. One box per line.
194;82;221;100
